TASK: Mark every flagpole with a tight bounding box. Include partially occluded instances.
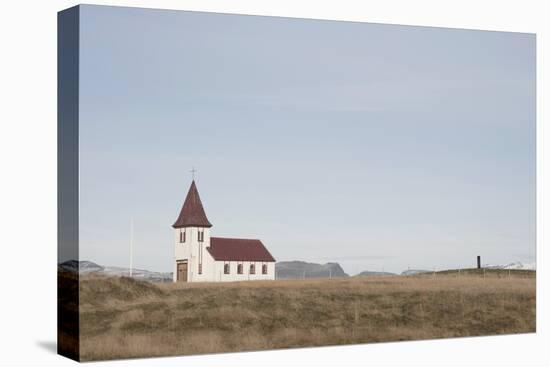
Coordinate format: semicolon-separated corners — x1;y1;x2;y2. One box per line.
130;218;133;278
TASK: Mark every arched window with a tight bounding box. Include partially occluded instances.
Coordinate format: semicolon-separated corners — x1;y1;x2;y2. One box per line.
249;263;255;275
262;264;268;275
237;263;243;274
224;263;230;274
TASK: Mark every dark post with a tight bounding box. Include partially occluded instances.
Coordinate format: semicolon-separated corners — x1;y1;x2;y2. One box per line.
477;256;481;269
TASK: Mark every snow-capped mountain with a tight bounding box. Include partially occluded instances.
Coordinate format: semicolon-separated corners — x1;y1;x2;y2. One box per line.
58;260;172;282
484;261;536;270
401;269;431;276
356;270;396;277
58;260;104;273
102;266;172;282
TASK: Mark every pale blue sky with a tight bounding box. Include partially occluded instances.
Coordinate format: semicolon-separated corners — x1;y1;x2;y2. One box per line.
77;5;535;274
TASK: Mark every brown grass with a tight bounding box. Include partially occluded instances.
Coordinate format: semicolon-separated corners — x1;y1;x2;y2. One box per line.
77;271;536;361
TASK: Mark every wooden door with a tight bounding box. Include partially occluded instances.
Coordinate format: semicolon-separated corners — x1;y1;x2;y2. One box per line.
177;262;188;282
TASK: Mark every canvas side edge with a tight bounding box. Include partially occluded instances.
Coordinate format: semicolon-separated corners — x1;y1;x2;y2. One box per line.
57;5;80;362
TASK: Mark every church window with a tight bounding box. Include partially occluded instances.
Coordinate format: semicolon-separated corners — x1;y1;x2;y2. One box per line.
179;230;186;243
237;264;243;274
249;263;255;275
262;264;268;275
198;230;204;242
224;263;230;274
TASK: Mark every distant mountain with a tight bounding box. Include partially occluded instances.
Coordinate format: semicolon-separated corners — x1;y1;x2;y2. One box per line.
484;261;536;271
58;260;104;273
401;269;431;276
356;270;396;277
58;260;172;282
276;261;348;279
102;266;172;282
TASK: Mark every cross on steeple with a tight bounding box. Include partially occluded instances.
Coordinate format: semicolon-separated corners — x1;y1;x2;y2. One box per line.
190;167;197;180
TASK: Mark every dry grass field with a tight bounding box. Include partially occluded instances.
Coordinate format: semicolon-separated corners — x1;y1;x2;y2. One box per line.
77;270;535;361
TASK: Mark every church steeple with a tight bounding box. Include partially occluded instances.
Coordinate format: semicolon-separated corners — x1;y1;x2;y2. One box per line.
172;180;213;228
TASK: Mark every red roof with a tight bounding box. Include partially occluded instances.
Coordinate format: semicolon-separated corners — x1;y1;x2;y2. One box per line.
173;181;212;228
207;237;276;262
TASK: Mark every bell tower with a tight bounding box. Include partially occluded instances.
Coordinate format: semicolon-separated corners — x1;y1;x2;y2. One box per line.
172;179;212;282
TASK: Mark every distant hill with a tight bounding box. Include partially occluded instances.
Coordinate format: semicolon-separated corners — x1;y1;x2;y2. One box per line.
401;269;431;276
356;270;396;277
58;260;172;282
400;262;536;276
276;261;348;279
59;259;535;284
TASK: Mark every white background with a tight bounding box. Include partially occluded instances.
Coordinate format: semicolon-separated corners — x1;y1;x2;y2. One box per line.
0;0;547;366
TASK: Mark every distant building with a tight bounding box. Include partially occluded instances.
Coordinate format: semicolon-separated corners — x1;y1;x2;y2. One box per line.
172;180;276;282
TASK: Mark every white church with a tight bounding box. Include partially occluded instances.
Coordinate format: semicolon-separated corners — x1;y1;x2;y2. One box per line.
172;180;276;282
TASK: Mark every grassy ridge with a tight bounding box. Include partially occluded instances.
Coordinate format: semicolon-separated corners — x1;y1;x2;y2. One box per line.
432;268;536;277
78;272;535;361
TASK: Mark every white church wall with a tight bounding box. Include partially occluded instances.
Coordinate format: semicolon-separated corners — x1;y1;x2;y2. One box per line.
266;261;275;280
189;242;216;282
174;227;213;282
212;260;275;282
